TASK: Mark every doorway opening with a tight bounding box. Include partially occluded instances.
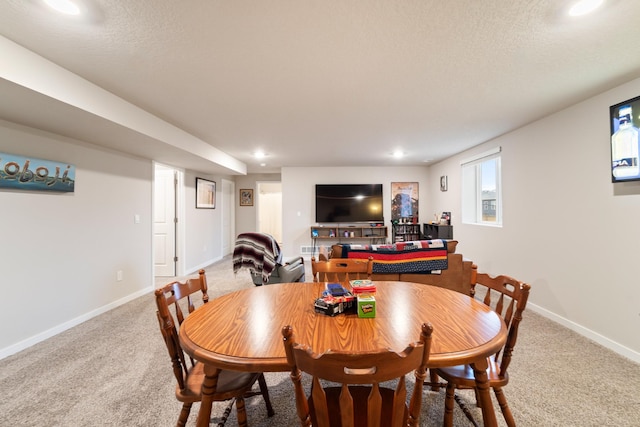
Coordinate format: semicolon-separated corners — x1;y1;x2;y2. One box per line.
257;181;282;244
221;178;235;256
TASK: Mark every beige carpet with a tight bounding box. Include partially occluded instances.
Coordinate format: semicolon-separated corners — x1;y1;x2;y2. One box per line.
1;256;639;426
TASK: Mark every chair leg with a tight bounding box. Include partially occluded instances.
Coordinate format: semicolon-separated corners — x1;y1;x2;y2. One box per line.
454;393;480;427
474;387;481;407
177;402;192;427
235;396;248;427
494;387;516;427
428;369;441;391
257;373;275;417
214;399;236;426
443;383;455;427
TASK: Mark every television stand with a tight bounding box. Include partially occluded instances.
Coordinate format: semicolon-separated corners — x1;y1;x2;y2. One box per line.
310;225;388;245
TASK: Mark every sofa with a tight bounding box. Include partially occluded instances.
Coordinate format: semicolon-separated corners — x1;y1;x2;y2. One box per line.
328;239;474;295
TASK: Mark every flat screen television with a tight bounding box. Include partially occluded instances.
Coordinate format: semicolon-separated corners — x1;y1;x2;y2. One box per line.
610;95;640;182
315;184;384;223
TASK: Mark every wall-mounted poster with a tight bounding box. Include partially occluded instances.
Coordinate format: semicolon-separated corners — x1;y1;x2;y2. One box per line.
391;182;418;221
196;177;216;208
0;152;75;192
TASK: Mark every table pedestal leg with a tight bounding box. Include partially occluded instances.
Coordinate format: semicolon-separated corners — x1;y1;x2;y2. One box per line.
471;358;498;427
196;364;220;427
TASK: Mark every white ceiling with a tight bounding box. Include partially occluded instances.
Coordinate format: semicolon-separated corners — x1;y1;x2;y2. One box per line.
2;0;640;174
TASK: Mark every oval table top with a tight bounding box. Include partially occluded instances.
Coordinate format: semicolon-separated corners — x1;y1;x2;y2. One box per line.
179;281;506;372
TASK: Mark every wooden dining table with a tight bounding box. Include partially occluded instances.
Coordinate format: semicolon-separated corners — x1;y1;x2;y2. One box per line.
179;281;507;427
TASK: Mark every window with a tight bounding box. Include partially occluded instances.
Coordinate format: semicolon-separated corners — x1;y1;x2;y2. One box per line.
461;147;502;226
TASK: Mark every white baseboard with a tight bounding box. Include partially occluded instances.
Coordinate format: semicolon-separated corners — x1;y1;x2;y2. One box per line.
187;255;223;275
0;286;153;360
1;256;226;360
528;302;640;363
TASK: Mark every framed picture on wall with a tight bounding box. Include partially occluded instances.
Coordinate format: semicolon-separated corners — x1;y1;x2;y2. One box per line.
196;177;216;209
440;175;448;192
239;188;254;206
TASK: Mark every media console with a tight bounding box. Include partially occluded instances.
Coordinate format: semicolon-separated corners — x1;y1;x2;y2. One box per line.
310;225;388;245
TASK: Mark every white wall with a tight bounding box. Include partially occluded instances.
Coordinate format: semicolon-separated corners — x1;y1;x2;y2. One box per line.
427;78;640;361
0;120;153;357
0;120;233;358
183;170;229;272
282;166;429;258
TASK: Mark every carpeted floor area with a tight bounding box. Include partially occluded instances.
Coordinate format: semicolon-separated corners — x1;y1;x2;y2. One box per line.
1;255;639;426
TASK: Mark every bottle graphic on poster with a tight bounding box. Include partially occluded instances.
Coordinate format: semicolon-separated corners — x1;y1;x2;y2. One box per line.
611;105;640;178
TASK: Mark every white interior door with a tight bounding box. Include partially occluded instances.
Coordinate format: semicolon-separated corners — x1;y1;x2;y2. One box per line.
154;165;176;276
221;179;235;256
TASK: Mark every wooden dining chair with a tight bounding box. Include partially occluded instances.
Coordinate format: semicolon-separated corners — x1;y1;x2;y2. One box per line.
310;257;373;283
282;322;434;427
430;272;531;427
155;269;275;426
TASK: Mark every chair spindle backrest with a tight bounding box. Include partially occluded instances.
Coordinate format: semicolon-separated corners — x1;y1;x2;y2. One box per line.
155;269;209;390
282;323;433;427
311;257;373;283
472;272;531;377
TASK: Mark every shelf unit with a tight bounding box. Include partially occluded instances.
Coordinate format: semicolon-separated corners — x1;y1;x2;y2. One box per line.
391;223;421;243
423;223;453;240
310;225;388;244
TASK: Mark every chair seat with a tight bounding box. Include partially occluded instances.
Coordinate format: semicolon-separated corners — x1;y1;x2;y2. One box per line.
309;386;408;427
177;361;263;403
435;357;509;388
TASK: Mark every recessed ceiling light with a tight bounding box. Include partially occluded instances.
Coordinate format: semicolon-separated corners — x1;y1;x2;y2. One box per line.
44;0;81;15
568;0;604;16
254;150;266;159
392;150;404;159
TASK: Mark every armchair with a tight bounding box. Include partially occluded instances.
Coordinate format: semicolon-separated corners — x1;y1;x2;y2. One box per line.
233;232;305;286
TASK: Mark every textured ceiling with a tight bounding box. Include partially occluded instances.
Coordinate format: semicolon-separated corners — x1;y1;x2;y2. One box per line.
2;0;640;174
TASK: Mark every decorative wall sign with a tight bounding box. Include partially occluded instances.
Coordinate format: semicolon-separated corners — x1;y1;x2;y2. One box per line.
239;188;253;206
391;182;419;221
440;175;448;192
0;152;75;192
196;177;216;209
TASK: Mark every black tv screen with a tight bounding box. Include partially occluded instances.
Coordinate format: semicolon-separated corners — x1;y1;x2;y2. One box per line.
315;184;384;223
610;95;640;182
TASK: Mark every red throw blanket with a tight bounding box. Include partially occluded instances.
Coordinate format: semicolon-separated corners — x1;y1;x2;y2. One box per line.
233;233;283;285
